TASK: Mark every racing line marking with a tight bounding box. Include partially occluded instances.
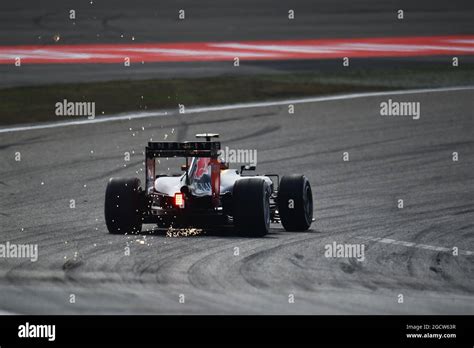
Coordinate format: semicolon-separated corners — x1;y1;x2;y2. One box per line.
357;236;474;256
0;35;474;64
0;85;473;134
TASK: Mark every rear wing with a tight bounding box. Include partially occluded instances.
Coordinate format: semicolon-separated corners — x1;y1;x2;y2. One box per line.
146;141;220;159
145;141;221;194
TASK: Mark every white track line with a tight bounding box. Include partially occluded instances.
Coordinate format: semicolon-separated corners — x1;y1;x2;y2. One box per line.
0;85;473;134
0;110;170;134
357;236;474;256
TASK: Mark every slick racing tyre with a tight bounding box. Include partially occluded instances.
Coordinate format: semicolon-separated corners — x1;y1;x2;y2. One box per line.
233;178;271;237
278;175;313;231
105;177;143;234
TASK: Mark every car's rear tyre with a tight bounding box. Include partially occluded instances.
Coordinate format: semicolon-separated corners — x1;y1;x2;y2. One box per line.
278;175;313;231
233;178;271;237
104;177;143;234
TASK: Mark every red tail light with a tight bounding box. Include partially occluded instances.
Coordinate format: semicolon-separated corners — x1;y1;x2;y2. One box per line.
174;193;185;208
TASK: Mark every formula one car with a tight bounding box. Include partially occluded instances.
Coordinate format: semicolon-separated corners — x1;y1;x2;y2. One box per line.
104;134;313;237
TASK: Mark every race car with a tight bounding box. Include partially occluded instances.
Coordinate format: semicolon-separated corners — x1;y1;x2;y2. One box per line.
104;134;313;237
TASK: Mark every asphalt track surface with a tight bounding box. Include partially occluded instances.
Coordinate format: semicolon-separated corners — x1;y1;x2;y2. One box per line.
0;87;473;314
1;0;474;87
2;0;473;45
